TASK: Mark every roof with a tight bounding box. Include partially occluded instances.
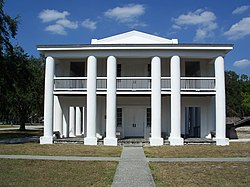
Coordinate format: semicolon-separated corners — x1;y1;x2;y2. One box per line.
91;30;178;44
37;30;233;53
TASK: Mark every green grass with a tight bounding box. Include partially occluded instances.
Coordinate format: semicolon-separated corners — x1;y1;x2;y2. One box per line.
150;162;250;187
0;159;117;187
144;142;250;158
0;143;122;157
0;129;43;139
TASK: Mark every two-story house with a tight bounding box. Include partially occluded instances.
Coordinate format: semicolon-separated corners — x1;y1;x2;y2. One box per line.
37;30;233;146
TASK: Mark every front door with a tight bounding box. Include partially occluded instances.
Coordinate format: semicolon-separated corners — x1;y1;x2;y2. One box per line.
124;107;145;137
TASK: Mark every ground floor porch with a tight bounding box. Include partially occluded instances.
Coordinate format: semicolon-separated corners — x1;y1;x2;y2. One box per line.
40;95;229;146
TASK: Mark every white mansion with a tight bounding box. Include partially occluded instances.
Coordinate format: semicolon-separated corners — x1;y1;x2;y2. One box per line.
38;30;233;146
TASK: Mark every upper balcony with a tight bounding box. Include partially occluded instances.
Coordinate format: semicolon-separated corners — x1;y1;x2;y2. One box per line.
54;76;216;94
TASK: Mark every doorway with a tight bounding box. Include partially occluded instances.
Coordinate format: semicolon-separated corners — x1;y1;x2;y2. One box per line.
124;107;145;137
185;107;201;138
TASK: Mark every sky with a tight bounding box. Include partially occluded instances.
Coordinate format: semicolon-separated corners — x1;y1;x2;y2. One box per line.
4;0;250;76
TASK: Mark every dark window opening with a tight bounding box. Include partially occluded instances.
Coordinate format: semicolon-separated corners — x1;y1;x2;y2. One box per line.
117;108;122;127
185;61;200;77
147;108;151;127
70;62;85;76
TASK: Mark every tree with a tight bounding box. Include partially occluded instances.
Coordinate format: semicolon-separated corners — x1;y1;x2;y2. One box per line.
0;0;19;123
225;71;243;117
4;46;44;130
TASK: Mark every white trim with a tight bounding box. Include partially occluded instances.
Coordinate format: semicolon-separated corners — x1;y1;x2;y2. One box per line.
38;46;233;51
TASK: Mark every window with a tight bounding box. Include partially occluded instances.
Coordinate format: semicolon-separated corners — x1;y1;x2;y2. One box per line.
147;108;151;127
117;64;121;77
70;62;85;76
148;64;151;77
185;61;200;77
117;108;122;127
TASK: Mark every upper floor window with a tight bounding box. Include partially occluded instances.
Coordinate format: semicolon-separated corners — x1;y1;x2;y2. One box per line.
117;64;121;77
185;61;200;77
70;62;85;76
148;64;151;77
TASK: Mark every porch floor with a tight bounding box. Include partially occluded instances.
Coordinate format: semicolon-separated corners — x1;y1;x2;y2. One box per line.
53;137;215;145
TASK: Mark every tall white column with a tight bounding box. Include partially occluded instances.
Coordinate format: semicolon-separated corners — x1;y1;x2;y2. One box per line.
215;56;229;145
75;107;82;136
84;56;97;145
150;56;163;146
69;106;76;137
54;95;63;137
40;56;55;144
104;56;117;146
62;105;69;137
169;56;184;145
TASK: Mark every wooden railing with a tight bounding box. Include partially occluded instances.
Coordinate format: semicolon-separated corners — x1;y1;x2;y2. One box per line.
181;77;216;90
116;77;151;90
54;77;216;92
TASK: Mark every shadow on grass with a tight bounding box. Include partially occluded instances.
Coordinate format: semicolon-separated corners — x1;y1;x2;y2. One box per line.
0;129;43;139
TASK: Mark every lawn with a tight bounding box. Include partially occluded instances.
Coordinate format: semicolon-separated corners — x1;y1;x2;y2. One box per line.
144;142;250;158
0;143;122;157
0;159;117;187
0;129;43;139
150;162;250;187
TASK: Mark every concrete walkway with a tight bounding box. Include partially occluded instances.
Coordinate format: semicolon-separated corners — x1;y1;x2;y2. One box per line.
148;157;250;162
112;147;156;187
0;154;120;161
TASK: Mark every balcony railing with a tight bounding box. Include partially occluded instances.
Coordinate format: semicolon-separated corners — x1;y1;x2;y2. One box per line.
54;77;87;90
181;77;216;90
161;77;171;90
116;77;151;90
54;77;216;92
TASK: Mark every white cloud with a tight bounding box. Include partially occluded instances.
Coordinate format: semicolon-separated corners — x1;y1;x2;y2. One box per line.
38;9;70;22
172;9;217;41
224;17;250;40
81;19;97;30
233;59;250;68
232;5;250;14
45;24;66;35
104;4;145;27
56;19;78;29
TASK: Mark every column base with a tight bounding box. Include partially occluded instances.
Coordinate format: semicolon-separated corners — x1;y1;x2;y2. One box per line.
150;137;163;146
84;137;97;145
214;138;229;146
69;134;76;138
104;137;118;146
40;136;53;144
168;137;184;146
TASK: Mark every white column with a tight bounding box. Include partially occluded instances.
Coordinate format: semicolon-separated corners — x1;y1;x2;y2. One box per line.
40;56;55;144
75;107;82;136
169;56;184;145
150;56;163;146
54;95;63;137
69;106;76;137
104;56;117;146
62;105;69;137
84;56;97;145
215;56;229;145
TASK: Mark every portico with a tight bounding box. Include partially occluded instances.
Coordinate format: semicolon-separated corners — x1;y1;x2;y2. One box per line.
38;30;233;146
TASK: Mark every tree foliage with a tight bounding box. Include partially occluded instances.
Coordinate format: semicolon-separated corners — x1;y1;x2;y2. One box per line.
225;71;250;117
0;0;44;130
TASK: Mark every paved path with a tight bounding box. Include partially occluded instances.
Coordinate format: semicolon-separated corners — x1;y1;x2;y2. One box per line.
112;147;156;187
0;154;120;161
148;157;250;162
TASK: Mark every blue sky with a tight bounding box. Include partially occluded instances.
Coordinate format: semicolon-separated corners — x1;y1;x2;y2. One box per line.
4;0;250;76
